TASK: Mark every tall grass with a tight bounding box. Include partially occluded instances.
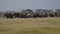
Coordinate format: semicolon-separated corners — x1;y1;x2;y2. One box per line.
0;17;60;34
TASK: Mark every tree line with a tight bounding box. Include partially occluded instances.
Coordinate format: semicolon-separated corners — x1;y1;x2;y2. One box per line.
0;9;60;18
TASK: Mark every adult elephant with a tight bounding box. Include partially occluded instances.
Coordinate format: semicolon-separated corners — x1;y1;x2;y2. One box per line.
13;12;20;18
33;12;40;18
3;13;13;18
41;12;48;17
49;13;55;17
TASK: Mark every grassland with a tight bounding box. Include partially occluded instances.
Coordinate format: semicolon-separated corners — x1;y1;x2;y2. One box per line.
0;17;60;34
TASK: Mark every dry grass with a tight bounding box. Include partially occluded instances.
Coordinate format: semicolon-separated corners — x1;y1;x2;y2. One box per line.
0;17;60;34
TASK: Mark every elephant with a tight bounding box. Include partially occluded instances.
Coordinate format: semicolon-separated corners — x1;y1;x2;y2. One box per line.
3;13;13;18
49;13;55;17
13;13;20;18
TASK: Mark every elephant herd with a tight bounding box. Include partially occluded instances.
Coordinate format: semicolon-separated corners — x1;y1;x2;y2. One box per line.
3;11;60;19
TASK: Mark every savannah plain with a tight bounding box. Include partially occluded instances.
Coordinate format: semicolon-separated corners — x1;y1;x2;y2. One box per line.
0;17;60;34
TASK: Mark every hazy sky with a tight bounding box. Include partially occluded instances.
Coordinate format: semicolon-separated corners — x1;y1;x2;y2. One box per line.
0;0;60;11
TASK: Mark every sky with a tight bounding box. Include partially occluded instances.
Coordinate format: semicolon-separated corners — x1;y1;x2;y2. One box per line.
0;0;60;11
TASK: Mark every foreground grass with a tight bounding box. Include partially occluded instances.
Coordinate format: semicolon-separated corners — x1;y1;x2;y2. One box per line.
0;17;60;34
